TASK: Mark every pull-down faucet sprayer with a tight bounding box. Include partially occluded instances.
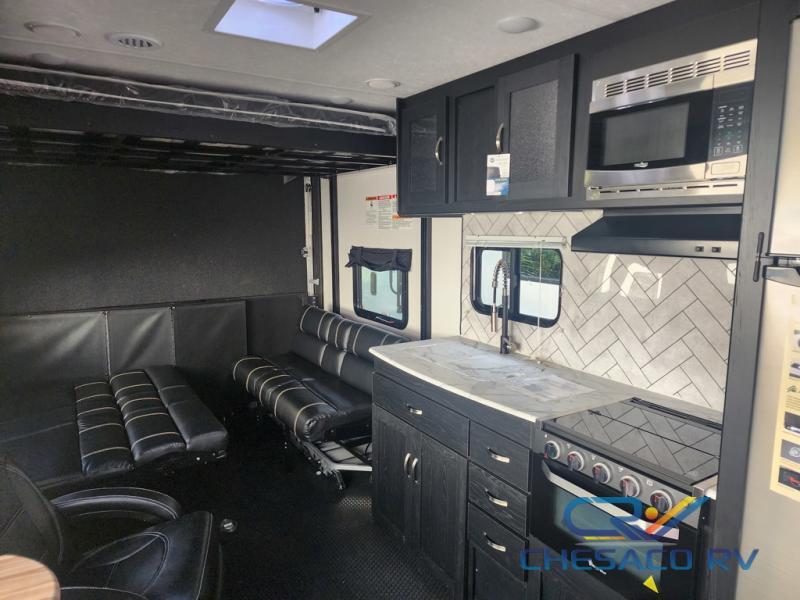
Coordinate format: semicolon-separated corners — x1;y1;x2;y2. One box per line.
490;258;512;355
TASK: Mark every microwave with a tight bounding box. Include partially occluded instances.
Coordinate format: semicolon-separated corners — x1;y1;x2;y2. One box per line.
586;39;757;201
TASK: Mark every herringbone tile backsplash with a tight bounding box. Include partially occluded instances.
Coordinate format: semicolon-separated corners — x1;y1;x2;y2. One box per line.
460;211;735;411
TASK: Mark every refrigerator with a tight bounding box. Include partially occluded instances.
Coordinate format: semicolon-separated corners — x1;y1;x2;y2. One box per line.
737;18;800;600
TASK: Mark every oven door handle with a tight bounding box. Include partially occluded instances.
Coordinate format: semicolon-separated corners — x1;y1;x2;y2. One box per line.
541;462;679;540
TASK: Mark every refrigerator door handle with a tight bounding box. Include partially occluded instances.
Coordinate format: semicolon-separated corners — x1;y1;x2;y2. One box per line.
764;266;800;287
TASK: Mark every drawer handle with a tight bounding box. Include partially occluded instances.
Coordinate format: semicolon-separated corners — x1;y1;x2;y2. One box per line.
403;452;411;477
486;447;511;464
484;489;509;508
406;404;423;416
483;532;507;553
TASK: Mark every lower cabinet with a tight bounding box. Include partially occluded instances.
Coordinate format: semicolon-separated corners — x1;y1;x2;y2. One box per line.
468;543;535;600
372;406;467;597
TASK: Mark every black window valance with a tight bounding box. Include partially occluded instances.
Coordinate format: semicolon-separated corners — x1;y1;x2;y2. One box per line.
346;247;412;273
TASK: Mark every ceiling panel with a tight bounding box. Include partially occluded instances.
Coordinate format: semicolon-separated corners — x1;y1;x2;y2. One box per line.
0;0;673;112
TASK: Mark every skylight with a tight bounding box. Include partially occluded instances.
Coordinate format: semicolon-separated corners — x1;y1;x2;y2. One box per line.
214;0;360;50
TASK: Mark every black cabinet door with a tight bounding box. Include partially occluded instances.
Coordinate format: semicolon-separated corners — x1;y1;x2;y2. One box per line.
468;542;536;600
419;434;468;594
372;406;419;540
398;97;447;215
450;86;497;206
496;55;575;202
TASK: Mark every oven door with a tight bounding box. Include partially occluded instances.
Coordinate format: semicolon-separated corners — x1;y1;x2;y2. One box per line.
531;458;699;600
586;89;714;188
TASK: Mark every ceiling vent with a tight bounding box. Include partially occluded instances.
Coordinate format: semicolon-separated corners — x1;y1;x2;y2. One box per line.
599;39;756;99
106;33;162;50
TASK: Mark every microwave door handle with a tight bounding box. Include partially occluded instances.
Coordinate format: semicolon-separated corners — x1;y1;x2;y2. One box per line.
540;462;679;540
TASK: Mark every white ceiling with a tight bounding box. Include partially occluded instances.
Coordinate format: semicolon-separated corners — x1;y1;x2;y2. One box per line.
0;0;673;113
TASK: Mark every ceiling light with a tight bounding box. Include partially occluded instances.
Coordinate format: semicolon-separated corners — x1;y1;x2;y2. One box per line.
31;53;67;66
330;96;353;105
496;16;539;34
365;78;400;90
215;0;360;50
24;22;81;40
106;33;162;50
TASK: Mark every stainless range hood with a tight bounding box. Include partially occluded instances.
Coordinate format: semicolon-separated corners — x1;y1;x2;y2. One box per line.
571;207;741;259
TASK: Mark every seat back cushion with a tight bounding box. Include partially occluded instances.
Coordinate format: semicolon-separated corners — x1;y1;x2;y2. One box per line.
291;306;406;395
0;457;65;572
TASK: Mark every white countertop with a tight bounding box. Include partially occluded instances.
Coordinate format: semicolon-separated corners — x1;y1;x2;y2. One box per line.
370;337;723;425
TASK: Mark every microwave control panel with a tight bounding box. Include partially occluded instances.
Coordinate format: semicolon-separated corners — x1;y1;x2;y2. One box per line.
709;82;754;160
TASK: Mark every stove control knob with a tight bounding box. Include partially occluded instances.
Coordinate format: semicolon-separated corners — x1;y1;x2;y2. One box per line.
619;475;641;498
650;490;673;513
543;441;561;460
566;451;584;471
591;463;611;484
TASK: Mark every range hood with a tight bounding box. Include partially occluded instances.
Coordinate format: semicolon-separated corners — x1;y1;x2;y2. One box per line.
571;208;741;259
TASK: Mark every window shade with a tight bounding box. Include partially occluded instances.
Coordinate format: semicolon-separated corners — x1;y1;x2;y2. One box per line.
346;247;412;273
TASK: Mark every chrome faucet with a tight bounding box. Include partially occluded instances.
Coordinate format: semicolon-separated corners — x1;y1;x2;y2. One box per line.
490;258;512;355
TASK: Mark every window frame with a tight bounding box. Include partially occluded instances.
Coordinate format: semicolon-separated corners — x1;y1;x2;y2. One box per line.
352;264;409;330
470;246;562;328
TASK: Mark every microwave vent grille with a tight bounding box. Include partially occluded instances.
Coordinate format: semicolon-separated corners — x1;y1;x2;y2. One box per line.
601;46;753;99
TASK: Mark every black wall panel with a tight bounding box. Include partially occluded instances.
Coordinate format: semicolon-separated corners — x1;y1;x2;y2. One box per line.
0;312;107;418
107;307;175;373
246;294;304;358
174;301;247;415
0;165;306;314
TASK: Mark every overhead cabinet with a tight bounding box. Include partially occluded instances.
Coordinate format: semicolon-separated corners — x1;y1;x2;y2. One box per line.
398;55;575;216
397;97;448;213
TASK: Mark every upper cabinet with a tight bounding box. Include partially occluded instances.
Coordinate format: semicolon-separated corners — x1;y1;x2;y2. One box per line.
397;97;447;214
497;56;575;203
397;55;576;217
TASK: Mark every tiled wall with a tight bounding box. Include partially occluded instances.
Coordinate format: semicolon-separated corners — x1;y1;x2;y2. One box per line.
460;211;735;411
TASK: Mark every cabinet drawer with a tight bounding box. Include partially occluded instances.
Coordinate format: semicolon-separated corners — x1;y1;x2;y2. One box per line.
470;423;530;490
468;504;527;580
374;375;469;455
469;464;528;535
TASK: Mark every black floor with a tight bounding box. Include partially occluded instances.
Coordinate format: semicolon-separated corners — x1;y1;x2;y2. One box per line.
154;414;450;600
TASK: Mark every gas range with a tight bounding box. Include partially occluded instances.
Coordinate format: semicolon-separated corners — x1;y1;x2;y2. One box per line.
545;397;722;491
532;398;719;599
536;398;721;524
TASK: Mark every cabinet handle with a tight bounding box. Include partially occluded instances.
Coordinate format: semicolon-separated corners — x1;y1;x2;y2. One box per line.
406;404;423;416
495;123;504;153
403;452;411;477
411;457;419;484
484;489;509;508
486;447;511;464
434;136;444;165
483;532;507;553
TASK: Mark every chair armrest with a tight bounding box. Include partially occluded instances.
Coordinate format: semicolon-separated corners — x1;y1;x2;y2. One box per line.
52;487;182;525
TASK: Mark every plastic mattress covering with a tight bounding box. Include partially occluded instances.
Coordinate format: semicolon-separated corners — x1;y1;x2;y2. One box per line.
0;63;396;136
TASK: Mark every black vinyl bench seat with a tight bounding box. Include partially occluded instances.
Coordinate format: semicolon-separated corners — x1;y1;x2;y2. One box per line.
0;365;228;491
76;366;228;478
233;306;407;443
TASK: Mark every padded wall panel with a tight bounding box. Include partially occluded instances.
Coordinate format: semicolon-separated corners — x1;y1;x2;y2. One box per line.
0;312;107;418
174;301;247;413
246;295;305;358
108;307;174;373
0;165;307;314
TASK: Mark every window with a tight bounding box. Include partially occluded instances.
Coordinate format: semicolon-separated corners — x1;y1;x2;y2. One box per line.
471;246;562;327
348;247;410;329
214;0;360;50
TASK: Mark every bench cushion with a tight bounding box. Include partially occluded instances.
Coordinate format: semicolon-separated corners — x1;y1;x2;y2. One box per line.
76;366;228;478
0;366;228;490
232;307;406;443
